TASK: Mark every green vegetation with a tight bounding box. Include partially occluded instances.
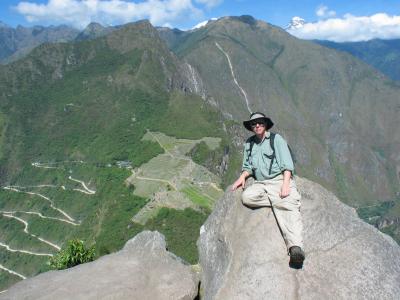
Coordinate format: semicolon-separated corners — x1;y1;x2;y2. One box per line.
85;190;147;256
381;224;400;244
152;91;222;139
315;39;400;81
0;24;235;289
0;249;49;277
0;112;6;161
357;198;400;244
328;149;373;207
0;164;149;280
100;207;209;264
49;239;95;270
357;201;395;223
143;208;208;264
0;272;21;292
173;26;211;57
188;131;242;189
0;216;54;253
189;141;212;165
182;186;213;209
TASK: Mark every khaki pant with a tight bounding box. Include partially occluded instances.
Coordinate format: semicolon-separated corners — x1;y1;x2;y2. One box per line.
241;175;303;251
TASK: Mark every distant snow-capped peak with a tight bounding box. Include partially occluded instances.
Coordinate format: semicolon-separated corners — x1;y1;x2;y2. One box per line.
192;18;218;30
285;16;306;30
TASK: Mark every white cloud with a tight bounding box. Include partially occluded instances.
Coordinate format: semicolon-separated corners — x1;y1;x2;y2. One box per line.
195;0;222;8
191;17;217;29
14;0;222;29
287;13;400;42
316;5;336;18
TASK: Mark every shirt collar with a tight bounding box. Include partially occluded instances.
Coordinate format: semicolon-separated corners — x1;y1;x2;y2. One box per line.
256;131;270;143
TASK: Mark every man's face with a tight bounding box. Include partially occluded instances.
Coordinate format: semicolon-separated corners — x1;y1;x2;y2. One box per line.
251;119;266;136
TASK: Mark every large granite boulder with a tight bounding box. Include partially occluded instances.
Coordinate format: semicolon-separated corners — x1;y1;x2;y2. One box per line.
1;231;199;300
198;177;400;300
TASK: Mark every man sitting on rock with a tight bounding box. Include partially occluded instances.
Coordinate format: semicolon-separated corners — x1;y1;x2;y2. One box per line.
232;112;305;265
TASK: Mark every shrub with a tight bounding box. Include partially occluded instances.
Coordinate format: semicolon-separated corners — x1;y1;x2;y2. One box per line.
49;239;95;270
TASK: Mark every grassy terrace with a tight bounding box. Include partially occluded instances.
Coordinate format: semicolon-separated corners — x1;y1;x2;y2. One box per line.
126;131;223;223
182;186;214;209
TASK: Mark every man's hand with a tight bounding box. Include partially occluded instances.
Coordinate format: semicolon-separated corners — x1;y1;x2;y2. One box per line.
279;170;292;198
279;182;290;198
231;171;249;191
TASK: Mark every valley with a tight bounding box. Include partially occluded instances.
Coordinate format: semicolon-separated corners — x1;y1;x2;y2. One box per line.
0;131;223;291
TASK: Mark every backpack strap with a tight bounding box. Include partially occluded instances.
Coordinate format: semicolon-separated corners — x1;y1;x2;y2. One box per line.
269;133;296;176
246;135;256;159
260;133;276;175
268;133;276;175
245;136;256;177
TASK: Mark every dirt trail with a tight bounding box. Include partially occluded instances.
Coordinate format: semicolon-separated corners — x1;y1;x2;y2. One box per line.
196;181;223;192
0;210;78;226
9;181;93;195
135;176;177;191
2;214;61;250
31;160;85;169
68;176;96;194
0;242;53;257
3;187;78;223
0;264;26;280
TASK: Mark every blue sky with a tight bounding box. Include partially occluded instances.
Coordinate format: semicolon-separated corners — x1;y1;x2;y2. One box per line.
1;0;400;41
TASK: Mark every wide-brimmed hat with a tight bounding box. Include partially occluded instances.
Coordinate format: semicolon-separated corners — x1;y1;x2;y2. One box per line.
243;112;274;131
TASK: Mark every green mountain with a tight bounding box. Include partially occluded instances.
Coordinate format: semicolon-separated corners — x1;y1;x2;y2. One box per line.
156;27;190;52
159;16;400;240
0;16;399;290
315;39;400;81
0;20;236;290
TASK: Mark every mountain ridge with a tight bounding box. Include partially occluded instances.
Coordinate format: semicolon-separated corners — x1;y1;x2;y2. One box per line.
0;23;79;64
315;38;400;81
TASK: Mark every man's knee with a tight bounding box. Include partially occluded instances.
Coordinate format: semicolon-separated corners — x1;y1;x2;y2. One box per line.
241;188;253;205
241;185;267;207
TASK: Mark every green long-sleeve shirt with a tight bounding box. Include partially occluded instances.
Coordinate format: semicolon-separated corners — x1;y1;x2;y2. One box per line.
241;132;294;180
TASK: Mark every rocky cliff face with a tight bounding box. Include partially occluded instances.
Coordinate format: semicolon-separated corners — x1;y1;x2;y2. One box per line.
198;177;400;299
75;22;115;41
0;231;199;300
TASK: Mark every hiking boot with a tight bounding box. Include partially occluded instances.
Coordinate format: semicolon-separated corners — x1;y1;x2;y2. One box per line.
289;246;305;264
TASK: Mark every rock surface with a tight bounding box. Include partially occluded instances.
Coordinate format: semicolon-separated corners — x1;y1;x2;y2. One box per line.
0;231;199;300
198;177;400;300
